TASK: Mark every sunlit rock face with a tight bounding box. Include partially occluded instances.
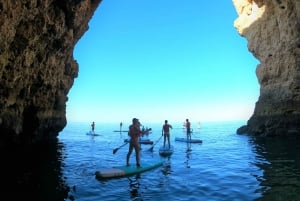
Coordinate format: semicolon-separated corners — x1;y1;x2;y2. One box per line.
0;0;101;146
233;0;300;136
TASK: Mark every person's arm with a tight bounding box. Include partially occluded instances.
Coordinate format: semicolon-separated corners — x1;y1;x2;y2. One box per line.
141;127;151;135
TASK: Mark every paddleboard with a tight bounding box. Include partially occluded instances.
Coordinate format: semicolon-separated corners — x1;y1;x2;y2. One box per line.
175;137;202;143
86;131;100;136
113;130;129;132
95;161;163;180
159;145;174;157
124;139;154;145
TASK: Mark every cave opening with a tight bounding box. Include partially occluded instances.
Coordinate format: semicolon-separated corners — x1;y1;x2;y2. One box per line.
68;0;260;124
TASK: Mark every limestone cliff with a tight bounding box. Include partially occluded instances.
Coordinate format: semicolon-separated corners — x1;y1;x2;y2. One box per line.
0;0;101;146
233;0;300;136
1;0;299;146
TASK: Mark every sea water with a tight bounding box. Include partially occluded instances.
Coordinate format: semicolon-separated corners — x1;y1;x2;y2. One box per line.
2;120;300;201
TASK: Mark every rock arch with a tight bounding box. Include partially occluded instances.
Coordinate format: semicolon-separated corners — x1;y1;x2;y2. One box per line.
0;0;299;146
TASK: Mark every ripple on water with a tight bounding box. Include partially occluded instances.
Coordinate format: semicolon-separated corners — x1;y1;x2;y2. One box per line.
57;122;300;201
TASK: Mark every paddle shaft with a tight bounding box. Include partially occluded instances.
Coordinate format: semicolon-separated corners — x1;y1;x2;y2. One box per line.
148;135;163;151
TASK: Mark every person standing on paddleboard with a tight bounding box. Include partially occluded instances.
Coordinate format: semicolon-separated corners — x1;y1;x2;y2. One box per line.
91;122;95;134
126;118;151;168
186;119;191;140
162;120;173;149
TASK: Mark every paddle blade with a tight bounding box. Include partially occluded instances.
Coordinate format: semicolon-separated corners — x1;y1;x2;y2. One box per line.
113;148;118;154
148;146;154;152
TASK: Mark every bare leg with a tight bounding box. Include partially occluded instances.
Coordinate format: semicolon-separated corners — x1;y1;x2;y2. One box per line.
126;143;133;166
134;144;141;167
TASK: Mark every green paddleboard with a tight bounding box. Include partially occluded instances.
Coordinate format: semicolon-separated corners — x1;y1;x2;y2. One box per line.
95;161;163;180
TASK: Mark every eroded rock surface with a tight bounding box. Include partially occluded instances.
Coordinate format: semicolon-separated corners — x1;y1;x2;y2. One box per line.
233;0;300;136
0;0;101;146
1;0;299;147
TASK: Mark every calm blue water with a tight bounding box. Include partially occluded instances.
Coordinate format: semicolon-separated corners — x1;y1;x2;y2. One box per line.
2;121;300;201
57;121;300;201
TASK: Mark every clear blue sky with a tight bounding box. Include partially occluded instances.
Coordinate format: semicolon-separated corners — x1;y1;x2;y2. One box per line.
67;0;259;124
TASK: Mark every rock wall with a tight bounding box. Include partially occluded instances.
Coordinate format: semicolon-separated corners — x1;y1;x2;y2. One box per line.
233;0;300;136
0;0;101;146
0;0;299;146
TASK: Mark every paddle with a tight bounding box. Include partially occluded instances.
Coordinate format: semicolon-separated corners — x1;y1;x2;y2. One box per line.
113;141;129;154
148;134;163;152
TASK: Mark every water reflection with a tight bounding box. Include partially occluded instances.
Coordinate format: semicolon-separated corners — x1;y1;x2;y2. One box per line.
250;136;300;201
128;176;143;201
161;158;172;175
0;139;69;201
185;143;192;168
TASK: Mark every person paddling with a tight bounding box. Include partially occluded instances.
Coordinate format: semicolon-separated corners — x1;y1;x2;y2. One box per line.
126;118;151;168
91;122;95;134
162;120;173;149
186;119;191;140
